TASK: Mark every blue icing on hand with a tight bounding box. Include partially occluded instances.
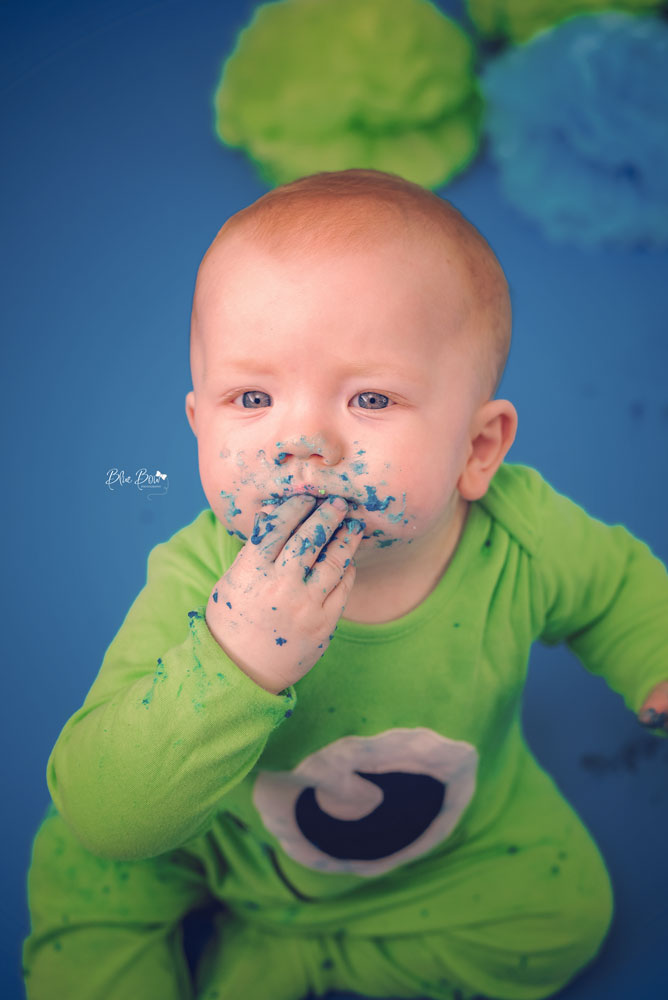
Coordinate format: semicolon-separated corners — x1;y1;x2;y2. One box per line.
350;460;367;476
298;535;313;556
212;590;218;603
313;524;327;547
275;636;288;645
265;492;297;506
343;517;366;534
251;512;277;545
363;486;395;512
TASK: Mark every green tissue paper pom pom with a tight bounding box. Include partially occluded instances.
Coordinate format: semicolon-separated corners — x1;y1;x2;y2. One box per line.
466;0;663;44
214;0;482;189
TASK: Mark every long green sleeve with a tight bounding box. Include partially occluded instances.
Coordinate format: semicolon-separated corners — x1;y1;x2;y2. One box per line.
483;465;668;717
46;511;296;860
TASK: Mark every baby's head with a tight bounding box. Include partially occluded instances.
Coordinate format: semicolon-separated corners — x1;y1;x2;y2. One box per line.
186;169;517;561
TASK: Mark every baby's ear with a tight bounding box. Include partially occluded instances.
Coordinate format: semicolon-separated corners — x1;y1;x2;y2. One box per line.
185;390;197;436
457;399;518;501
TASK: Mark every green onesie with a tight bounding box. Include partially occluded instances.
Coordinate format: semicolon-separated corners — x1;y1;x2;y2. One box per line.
24;464;668;1000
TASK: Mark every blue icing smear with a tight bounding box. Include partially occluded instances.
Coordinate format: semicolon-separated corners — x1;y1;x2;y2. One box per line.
343;517;366;534
313;524;327;547
219;490;242;518
350;460;367;476
274;452;288;465
251;513;277;545
363;486;395;512
386;493;407;523
298;536;313;556
265;492;290;506
226;528;248;541
275;636;288;646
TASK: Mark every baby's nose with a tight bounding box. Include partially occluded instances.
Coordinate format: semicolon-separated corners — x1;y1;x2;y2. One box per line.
276;432;343;467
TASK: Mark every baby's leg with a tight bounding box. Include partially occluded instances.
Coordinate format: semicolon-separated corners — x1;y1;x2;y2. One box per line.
324;756;613;1000
24;805;212;1000
194;915;484;1000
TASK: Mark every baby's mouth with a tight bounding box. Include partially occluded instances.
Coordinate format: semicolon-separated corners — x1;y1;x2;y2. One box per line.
264;489;358;510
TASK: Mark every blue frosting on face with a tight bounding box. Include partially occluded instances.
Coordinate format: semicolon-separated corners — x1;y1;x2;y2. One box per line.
220;489;242;518
363;486;395;512
226;528;248;541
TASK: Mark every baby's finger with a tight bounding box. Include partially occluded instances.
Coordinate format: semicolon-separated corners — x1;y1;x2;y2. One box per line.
322;558;357;616
280;495;350;572
248;495;317;560
306;516;365;593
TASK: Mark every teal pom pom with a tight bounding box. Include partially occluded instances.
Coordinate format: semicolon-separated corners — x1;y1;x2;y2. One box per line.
482;13;668;247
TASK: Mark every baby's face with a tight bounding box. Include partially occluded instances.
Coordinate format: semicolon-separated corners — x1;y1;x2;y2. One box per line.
186;233;486;563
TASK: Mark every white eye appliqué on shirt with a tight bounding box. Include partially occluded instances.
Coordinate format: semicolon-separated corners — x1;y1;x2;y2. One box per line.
252;728;478;877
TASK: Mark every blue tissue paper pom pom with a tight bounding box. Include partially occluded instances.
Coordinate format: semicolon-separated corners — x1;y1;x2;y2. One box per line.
481;13;668;248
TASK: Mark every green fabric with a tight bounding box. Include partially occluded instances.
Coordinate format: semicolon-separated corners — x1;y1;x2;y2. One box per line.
25;464;668;999
214;0;482;189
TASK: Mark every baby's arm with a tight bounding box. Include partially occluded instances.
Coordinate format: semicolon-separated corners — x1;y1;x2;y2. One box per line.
47;498;361;861
533;472;668;735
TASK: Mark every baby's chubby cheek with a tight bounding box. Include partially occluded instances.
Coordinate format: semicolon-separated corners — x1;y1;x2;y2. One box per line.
200;447;262;541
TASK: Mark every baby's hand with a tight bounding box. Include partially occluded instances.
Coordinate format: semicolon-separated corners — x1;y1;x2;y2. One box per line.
206;495;363;694
637;680;668;733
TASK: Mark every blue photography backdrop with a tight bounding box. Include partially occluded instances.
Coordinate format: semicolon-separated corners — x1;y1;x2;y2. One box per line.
3;2;667;998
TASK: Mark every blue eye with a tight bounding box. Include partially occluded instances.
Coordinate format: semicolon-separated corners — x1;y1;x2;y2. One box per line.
352;392;391;410
241;391;272;408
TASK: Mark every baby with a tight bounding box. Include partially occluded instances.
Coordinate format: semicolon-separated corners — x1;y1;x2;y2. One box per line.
24;169;668;1000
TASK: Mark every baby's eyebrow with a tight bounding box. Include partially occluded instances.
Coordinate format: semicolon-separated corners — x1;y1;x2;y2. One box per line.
217;358;275;375
218;357;423;383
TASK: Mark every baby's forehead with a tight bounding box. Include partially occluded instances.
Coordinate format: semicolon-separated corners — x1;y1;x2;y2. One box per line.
198;208;486;327
197;218;475;344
